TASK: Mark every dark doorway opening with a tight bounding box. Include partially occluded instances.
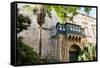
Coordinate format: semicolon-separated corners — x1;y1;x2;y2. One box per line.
69;45;80;62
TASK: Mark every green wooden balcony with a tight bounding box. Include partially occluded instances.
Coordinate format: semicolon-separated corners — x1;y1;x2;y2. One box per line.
56;22;85;36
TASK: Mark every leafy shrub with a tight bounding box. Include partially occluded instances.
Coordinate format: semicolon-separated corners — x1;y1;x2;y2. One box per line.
16;38;41;65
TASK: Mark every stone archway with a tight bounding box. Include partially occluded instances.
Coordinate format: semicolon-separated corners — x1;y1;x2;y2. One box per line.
69;44;81;62
56;35;85;62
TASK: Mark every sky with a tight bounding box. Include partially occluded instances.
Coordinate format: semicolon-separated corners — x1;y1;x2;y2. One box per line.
90;8;96;18
79;7;96;18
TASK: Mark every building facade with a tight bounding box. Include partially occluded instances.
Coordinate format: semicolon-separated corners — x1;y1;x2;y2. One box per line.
54;13;96;62
73;13;96;44
18;4;96;62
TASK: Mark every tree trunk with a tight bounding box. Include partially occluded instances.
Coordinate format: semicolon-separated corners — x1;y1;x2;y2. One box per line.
39;26;42;57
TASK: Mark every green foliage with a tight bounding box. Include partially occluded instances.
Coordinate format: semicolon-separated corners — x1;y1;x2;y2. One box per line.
17;14;31;33
16;38;41;65
78;43;96;61
45;5;80;23
53;6;68;23
45;5;52;18
84;7;92;15
23;5;33;13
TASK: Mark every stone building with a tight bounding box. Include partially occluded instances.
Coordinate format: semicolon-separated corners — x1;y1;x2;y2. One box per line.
17;4;96;62
73;13;96;44
54;13;96;62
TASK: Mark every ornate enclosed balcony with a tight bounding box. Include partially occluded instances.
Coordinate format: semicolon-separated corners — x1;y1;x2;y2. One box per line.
56;22;85;37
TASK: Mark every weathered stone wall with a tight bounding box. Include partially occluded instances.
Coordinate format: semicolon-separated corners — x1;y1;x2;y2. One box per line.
17;7;58;58
56;34;86;62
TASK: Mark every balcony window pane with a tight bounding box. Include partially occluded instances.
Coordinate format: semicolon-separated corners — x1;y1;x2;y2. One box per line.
59;27;62;31
76;28;78;32
70;28;73;31
73;28;75;31
79;29;80;32
63;28;65;31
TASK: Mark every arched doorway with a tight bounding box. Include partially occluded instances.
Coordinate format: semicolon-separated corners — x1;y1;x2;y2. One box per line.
69;44;81;62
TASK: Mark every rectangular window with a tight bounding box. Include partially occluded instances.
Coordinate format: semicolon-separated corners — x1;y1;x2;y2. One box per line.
92;24;96;37
84;26;89;36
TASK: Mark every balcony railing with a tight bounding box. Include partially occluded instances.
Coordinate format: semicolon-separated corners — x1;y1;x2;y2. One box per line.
56;22;85;36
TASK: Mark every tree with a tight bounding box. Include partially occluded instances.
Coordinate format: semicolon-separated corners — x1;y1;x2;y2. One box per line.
84;7;92;15
78;43;96;61
36;6;46;56
21;5;47;57
17;13;31;33
17;38;41;65
45;5;80;23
